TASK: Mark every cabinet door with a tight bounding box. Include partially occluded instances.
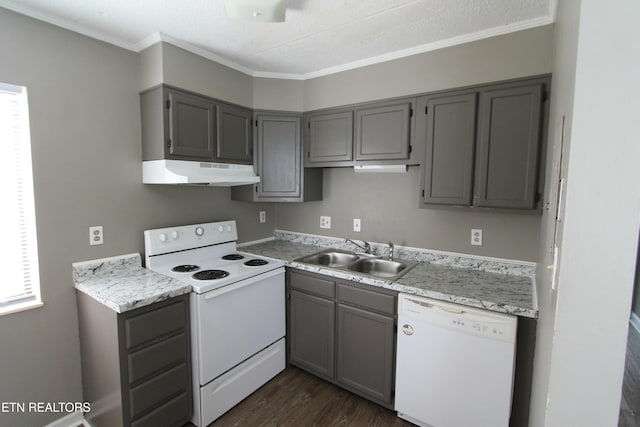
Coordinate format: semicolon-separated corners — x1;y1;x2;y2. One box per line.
307;111;354;164
256;115;302;199
475;83;543;209
420;93;477;206
336;304;395;405
216;103;252;164
289;290;335;379
355;100;413;161
167;89;215;160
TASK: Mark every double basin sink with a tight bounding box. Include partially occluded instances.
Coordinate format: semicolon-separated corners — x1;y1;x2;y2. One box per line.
294;249;416;281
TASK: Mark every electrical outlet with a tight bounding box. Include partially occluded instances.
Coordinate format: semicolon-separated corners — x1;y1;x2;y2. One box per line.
90;226;104;246
259;211;266;223
471;228;483;246
353;218;361;232
320;216;331;229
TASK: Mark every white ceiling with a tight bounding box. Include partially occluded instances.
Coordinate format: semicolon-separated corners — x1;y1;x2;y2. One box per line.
0;0;556;79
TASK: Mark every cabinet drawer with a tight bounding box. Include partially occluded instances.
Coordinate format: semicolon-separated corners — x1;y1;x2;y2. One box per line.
131;392;190;427
129;363;188;418
125;300;186;349
290;271;335;298
338;284;395;315
128;333;187;383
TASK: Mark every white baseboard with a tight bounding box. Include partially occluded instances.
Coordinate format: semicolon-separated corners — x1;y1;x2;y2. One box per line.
44;411;90;427
631;312;640;335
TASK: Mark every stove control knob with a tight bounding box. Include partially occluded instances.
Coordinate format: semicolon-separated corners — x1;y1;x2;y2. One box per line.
158;233;167;243
217;225;224;233
170;231;179;240
226;225;232;232
195;226;204;237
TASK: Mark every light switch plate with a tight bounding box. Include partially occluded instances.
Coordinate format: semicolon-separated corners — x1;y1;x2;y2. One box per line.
353;218;361;232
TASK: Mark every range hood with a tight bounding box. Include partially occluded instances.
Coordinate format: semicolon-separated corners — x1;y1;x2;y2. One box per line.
143;160;260;187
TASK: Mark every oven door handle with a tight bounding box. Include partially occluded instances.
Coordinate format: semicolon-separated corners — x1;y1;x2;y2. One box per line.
203;267;284;299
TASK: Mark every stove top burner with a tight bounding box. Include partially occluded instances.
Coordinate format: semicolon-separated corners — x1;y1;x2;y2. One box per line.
222;254;245;261
192;269;230;280
244;259;269;267
172;264;200;273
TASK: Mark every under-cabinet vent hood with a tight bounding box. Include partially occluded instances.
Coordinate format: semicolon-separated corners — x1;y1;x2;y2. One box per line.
143;160;260;187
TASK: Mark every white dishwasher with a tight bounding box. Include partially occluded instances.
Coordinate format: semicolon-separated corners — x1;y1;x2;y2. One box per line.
395;293;517;427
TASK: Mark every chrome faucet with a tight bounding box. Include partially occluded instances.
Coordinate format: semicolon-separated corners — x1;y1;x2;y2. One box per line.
345;238;371;254
388;241;395;260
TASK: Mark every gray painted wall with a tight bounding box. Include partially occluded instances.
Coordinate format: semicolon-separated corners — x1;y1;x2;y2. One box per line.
138;42;163;90
0;9;273;426
253;77;304;111
530;0;640;425
303;25;553;111
275;26;554;262
276;167;541;260
161;42;254;107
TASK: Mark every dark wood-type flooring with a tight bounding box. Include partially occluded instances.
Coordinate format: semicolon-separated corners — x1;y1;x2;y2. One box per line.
200;366;413;427
620;325;640;427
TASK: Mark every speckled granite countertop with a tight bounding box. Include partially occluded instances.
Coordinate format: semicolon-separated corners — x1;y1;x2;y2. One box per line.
72;253;191;313
240;231;538;318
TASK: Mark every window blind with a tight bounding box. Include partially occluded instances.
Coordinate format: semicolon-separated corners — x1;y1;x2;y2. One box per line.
0;82;41;312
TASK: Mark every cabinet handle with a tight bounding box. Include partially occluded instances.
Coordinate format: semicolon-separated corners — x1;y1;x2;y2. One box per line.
167;139;172;148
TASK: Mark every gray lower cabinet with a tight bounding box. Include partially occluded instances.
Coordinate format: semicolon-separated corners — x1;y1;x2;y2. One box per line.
289;290;335;378
231;113;323;202
77;292;192;427
287;270;397;408
419;76;549;211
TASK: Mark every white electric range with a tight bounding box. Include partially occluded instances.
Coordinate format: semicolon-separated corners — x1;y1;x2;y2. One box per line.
144;220;286;426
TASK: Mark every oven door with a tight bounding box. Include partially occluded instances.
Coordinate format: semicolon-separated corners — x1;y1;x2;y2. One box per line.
192;267;285;386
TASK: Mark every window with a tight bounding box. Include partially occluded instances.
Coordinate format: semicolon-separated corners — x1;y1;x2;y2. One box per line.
0;82;42;315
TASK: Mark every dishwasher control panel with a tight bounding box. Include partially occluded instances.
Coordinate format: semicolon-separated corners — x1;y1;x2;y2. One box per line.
399;294;517;343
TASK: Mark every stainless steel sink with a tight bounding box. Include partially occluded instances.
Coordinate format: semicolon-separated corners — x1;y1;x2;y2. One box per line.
295;249;360;268
346;258;412;279
294;249;416;281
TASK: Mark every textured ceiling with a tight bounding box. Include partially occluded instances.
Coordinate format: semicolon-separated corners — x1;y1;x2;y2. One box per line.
0;0;555;79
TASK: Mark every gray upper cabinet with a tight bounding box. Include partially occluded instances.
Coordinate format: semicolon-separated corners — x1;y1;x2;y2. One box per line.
305;97;417;167
167;90;216;160
140;86;216;161
475;83;543;209
216;103;253;164
354;99;414;162
258;115;302;199
306;110;354;166
421;92;477;205
419;76;549;212
140;85;253;164
231;113;323;202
